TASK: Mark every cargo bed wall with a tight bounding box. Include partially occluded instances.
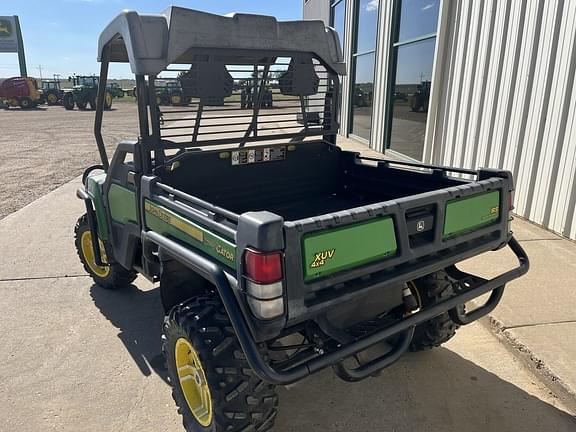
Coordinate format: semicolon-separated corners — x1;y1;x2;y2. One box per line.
155;142;466;221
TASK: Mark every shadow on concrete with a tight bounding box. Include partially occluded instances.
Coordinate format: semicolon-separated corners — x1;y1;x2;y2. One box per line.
90;283;169;384
90;283;575;431
276;348;576;432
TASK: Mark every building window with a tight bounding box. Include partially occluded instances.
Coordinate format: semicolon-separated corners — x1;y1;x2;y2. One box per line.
330;0;346;53
350;0;380;141
387;0;440;160
330;0;346;124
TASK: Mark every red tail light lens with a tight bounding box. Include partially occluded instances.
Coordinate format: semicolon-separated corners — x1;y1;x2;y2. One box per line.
243;249;283;284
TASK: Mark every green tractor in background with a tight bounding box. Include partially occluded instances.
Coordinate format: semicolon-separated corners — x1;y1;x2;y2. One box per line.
156;80;189;106
63;75;113;110
106;82;125;98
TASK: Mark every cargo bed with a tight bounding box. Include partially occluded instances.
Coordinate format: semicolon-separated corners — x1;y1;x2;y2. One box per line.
155;141;465;221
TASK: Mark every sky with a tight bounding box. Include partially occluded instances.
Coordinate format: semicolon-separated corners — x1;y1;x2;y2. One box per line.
1;0;302;79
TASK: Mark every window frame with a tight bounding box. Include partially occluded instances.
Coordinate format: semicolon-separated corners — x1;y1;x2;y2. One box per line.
348;0;380;142
384;0;439;159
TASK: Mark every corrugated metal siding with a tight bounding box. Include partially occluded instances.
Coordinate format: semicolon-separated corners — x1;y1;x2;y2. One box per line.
427;0;576;240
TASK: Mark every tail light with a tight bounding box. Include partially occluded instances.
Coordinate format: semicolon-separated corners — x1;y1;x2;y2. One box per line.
243;249;284;320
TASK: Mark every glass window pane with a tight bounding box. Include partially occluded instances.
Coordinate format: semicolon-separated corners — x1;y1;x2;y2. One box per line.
397;0;440;42
389;38;435;160
331;1;346;52
351;53;375;140
355;0;379;53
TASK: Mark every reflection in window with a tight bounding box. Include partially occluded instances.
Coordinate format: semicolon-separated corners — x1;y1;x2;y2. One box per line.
331;0;346;52
350;0;379;141
389;39;435;160
398;0;439;42
356;0;380;53
351;53;375;140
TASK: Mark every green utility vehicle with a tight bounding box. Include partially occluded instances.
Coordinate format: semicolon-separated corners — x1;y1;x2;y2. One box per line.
75;8;529;432
63;75;113;110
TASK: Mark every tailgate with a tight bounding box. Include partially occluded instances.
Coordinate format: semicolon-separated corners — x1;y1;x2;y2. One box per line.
288;177;510;288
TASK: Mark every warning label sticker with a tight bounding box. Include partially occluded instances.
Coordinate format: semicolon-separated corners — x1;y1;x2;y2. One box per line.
231;146;286;166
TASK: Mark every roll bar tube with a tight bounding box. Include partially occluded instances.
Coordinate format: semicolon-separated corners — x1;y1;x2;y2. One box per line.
94;46;110;171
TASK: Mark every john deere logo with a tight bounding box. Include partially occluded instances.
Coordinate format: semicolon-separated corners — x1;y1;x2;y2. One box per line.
0;20;13;37
416;220;425;232
310;249;335;269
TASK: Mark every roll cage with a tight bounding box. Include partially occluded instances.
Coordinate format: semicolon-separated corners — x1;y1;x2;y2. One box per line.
93;7;346;173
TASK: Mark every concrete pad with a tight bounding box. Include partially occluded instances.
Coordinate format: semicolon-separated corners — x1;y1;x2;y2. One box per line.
505;323;576;400
0;276;180;432
459;225;576;327
511;217;562;241
0;273;573;431
0;178;85;280
278;321;576;432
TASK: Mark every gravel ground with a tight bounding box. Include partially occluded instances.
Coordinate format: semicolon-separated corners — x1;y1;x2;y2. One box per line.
0;103;139;219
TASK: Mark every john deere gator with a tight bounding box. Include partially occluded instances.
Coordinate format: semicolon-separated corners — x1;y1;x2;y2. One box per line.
75;7;529;431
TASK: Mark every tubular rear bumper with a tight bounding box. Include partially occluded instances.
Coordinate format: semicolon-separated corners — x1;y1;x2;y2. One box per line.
144;230;529;385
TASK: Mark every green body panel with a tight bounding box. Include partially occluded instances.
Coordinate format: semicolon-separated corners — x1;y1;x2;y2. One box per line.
86;172;109;240
108;184;138;225
302;217;397;281
144;200;236;268
443;191;501;239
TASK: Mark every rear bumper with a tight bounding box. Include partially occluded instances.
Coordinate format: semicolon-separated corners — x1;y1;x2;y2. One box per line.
144;230;529;385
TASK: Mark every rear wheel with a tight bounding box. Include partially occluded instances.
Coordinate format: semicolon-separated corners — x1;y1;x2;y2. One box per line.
104;91;113;110
74;214;137;289
409;270;462;351
76;99;88;110
170;94;183;106
163;295;279;432
47;92;59;105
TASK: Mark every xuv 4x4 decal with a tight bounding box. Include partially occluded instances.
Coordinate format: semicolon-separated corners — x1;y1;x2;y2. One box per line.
302;217;397;281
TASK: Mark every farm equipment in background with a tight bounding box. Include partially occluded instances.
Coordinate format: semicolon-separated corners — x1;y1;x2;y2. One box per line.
410;80;431;113
240;83;273;108
0;77;42;109
106;82;125;98
155;80;189;106
63;75;113;110
40;78;64;105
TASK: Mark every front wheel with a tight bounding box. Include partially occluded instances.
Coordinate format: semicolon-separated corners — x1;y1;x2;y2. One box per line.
63;93;75;110
163;295;279;432
74;214;136;289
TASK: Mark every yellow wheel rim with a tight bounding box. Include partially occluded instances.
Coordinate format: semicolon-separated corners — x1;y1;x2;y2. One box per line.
105;93;113;107
48;94;58;103
80;231;110;278
171;95;182;105
175;338;213;427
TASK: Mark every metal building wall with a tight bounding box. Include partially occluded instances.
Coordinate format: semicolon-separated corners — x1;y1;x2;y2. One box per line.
426;0;576;240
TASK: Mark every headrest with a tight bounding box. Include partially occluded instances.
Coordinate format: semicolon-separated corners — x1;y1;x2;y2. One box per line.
179;61;234;99
278;56;320;97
